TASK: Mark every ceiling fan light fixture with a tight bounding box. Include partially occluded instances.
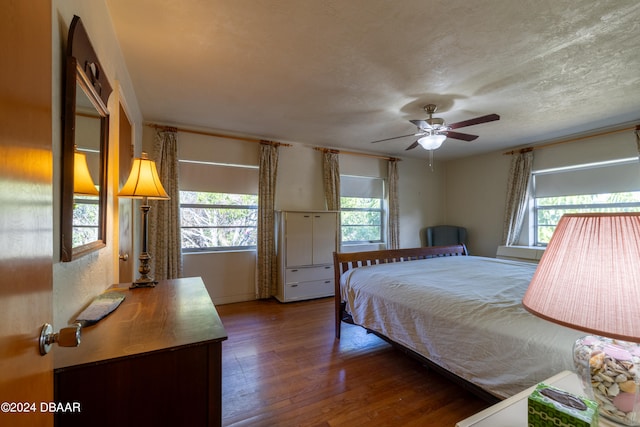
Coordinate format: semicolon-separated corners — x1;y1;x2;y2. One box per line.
417;133;446;150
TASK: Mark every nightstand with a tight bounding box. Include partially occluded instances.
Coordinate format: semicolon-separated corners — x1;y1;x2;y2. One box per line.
456;370;616;426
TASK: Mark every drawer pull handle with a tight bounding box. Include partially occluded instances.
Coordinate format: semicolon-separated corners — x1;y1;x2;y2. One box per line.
291;284;298;287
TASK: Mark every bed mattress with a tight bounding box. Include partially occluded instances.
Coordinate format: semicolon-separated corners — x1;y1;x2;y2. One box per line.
340;255;585;398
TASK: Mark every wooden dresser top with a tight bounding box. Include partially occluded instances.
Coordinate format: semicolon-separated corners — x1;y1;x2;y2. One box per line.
54;276;227;370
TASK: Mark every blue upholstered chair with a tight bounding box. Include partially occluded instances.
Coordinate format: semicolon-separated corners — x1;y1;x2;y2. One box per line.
424;225;467;248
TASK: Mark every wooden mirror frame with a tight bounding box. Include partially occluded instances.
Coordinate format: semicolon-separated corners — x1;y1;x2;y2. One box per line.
61;16;112;261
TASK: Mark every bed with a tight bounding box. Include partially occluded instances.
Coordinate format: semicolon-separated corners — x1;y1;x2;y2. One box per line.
333;245;584;401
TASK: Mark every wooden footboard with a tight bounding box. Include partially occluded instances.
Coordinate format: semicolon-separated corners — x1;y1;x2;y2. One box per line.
333;244;467;339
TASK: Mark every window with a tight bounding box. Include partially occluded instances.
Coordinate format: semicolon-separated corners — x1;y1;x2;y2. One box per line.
341;196;383;243
532;158;640;245
180;191;258;251
340;175;385;243
178;157;259;252
535;192;640;244
72;196;99;246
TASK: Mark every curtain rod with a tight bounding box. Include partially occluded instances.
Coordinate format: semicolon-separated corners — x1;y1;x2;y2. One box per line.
503;124;639;155
145;123;291;147
146;122;399;160
313;146;400;161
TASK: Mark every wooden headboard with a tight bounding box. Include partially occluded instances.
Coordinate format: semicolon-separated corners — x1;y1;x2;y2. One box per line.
333;244;468;338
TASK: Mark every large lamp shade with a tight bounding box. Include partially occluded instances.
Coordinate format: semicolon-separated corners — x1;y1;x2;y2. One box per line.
523;212;640;342
118;152;169;199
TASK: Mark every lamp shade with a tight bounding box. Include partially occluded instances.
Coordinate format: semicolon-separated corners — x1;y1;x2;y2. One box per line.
523;213;640;342
73;150;99;195
417;134;446;150
118;152;169;199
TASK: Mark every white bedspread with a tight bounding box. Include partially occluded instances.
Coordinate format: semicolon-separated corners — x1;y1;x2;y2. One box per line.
340;256;584;399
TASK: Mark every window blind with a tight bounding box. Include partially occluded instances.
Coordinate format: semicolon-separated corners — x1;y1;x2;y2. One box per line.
341;175;384;198
534;160;640;198
179;161;258;195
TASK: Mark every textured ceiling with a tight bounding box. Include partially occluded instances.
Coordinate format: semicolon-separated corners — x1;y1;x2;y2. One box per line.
105;0;640;160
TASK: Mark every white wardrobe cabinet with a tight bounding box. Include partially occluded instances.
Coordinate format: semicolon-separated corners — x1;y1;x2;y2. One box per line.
276;211;339;302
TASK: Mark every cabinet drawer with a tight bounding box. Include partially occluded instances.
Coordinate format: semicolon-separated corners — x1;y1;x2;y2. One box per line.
284;279;334;301
285;265;333;283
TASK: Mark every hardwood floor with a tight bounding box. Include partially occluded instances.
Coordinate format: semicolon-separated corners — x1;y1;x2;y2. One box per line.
217;297;491;426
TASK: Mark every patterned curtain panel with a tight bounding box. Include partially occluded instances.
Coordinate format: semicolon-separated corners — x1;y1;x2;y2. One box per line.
322;150;340;211
501;150;534;246
256;142;279;299
148;129;183;280
387;158;400;249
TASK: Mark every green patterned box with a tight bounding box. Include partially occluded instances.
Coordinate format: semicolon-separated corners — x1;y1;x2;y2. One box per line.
528;383;598;427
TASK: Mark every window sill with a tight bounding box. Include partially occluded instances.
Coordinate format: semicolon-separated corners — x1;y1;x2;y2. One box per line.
340;242;386;252
182;248;256;255
496;245;545;263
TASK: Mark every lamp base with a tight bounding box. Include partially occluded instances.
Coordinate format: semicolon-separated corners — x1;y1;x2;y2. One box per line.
131;246;156;289
129;277;158;289
574;336;640;426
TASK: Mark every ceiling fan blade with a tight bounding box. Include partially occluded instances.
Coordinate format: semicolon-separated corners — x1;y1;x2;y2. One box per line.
445;131;479;141
405;141;419;150
448;114;500;130
370;133;418;143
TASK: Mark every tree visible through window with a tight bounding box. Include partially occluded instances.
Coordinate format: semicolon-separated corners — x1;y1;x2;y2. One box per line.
73;197;99;247
535;192;640;245
340;196;383;243
180;191;258;251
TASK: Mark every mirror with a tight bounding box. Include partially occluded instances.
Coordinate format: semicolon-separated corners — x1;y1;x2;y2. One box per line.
61;16;112;261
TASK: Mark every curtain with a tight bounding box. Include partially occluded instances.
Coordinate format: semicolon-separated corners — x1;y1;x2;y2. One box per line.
256;141;279;299
387;158;400;249
148;129;183;280
501;150;534;246
322;150;340;210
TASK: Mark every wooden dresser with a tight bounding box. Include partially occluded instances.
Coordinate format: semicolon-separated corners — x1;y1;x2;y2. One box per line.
54;277;227;427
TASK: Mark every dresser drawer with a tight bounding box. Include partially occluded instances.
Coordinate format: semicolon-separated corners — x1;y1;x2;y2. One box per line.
285;265;333;283
284;279;334;301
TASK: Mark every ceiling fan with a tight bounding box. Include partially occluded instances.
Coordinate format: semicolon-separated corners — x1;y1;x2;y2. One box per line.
371;104;500;151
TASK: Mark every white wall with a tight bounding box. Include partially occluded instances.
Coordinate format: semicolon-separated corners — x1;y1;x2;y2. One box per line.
399;158;446;247
443;151;512;257
52;0;142;329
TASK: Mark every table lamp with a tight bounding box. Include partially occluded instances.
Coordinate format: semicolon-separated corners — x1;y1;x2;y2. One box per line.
118;152;169;288
523;212;640;425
